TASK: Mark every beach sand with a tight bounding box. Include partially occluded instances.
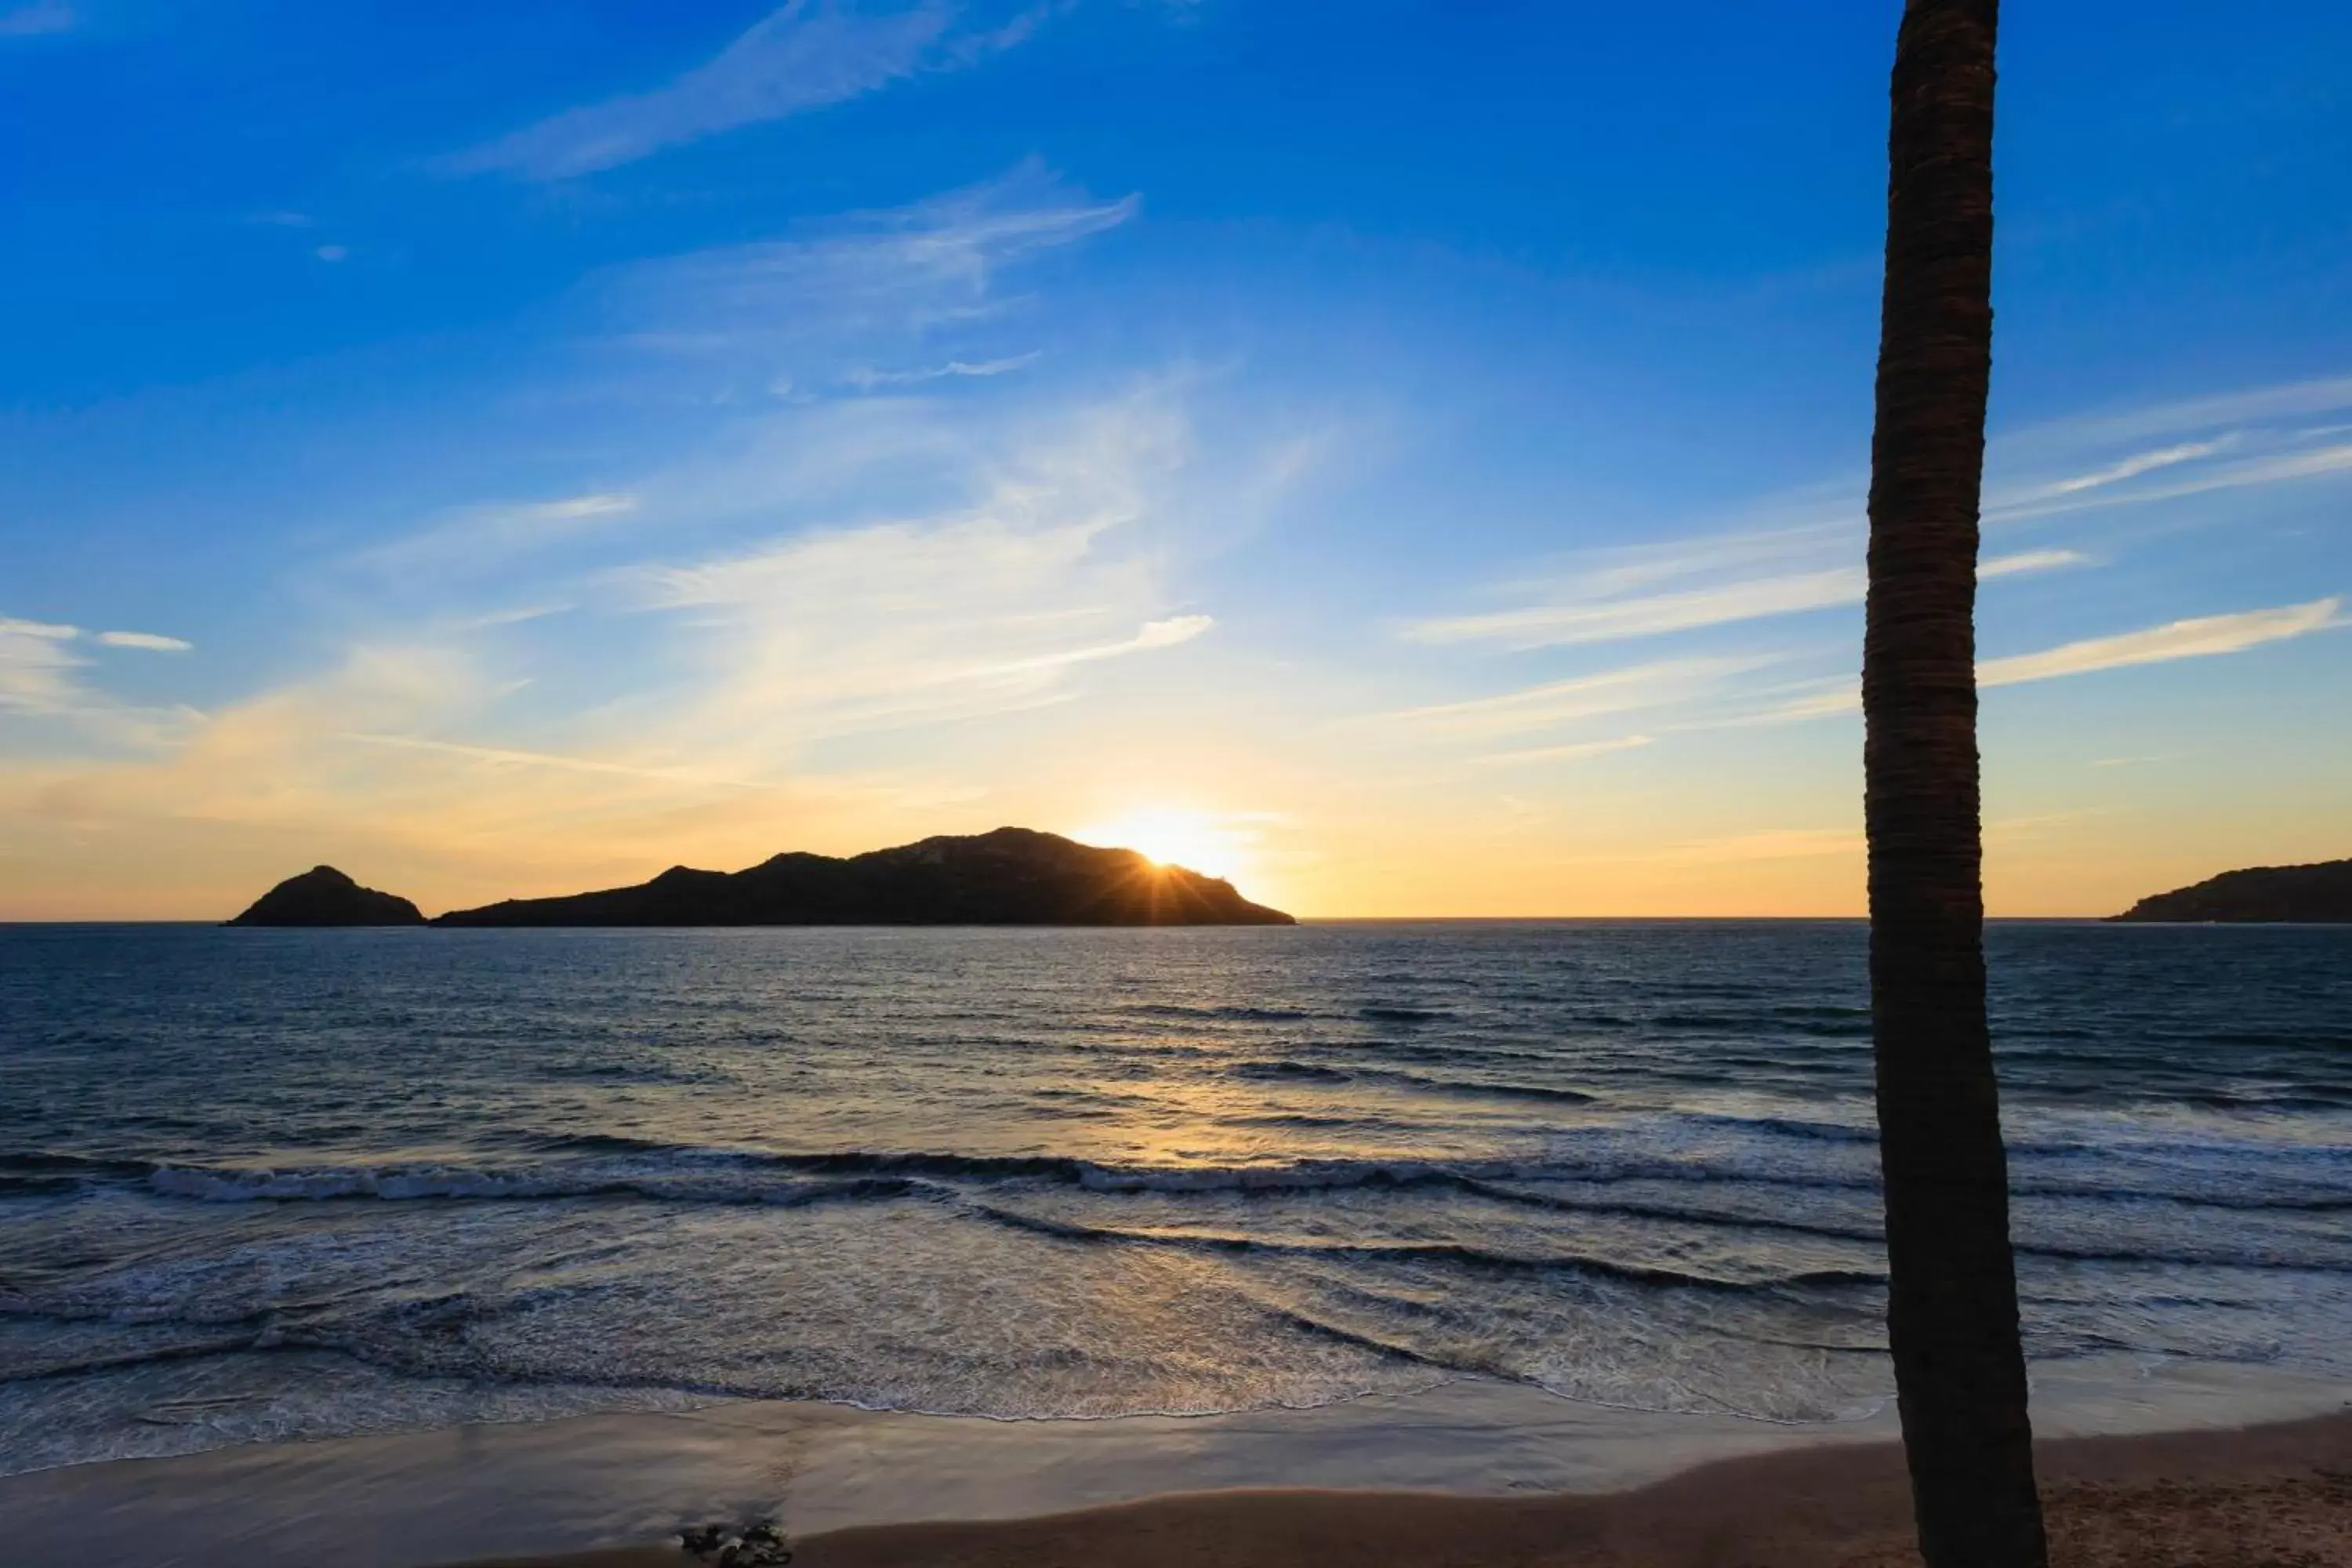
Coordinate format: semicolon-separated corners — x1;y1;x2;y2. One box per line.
2;1362;2343;1566
478;1412;2352;1567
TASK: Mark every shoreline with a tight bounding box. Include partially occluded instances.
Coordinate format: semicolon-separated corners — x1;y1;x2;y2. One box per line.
1;1358;2343;1566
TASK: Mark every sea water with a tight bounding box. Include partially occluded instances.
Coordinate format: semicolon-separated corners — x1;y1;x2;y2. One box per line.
2;920;2347;1475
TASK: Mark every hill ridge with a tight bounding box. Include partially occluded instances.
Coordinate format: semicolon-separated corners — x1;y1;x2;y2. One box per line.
2111;858;2352;924
377;826;1295;927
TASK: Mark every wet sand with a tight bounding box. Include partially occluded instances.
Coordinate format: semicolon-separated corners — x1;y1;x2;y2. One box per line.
473;1413;2352;1568
2;1361;2343;1566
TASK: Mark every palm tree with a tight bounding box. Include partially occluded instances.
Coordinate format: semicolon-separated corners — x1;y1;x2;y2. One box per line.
1861;2;2049;1564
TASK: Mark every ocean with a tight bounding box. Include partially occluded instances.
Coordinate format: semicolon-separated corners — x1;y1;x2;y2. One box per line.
2;920;2348;1478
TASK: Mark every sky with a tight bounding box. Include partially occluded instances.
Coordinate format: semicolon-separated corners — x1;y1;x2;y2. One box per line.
2;0;2348;920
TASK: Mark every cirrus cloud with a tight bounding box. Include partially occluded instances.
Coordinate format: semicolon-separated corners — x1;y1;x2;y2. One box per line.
1977;597;2342;688
443;1;1062;180
96;630;194;652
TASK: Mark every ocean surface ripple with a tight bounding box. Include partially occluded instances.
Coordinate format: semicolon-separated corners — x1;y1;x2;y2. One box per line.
2;920;2348;1474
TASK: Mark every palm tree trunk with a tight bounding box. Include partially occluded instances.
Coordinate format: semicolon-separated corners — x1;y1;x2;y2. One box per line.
1863;2;2048;1564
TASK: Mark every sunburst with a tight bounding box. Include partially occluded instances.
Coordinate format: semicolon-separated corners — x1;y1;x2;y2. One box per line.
1073;809;1250;881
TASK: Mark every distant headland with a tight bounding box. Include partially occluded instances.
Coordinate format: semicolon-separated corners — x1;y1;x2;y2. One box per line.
229;828;1295;928
2112;858;2352;924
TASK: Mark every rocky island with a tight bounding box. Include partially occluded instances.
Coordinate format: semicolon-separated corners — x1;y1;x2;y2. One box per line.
2111;858;2352;924
227;866;427;927
434;827;1293;927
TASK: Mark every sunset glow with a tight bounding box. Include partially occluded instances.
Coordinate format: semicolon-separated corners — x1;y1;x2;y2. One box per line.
0;6;2345;923
1075;811;1252;883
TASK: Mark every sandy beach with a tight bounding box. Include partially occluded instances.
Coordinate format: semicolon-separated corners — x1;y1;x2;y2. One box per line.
477;1411;2352;1567
2;1359;2343;1566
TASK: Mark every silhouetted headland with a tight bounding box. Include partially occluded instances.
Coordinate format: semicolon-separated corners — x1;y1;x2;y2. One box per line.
419;827;1293;927
227;866;427;927
2111;858;2352;924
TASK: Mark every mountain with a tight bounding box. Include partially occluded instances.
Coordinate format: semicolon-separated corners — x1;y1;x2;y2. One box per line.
2111;858;2352;924
227;866;427;927
431;827;1296;927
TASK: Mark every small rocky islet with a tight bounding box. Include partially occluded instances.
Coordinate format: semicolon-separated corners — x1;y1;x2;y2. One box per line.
225;865;426;927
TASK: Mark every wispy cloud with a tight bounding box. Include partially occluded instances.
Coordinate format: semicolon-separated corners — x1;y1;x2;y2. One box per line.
0;616;78;641
844;351;1042;390
1979;597;2342;688
0;618;88;712
1989;441;2352;524
336;731;767;789
1374;655;1770;740
2;615;194;663
443;1;1057;179
1707;595;2343;726
633;396;1201;754
1470;733;1654;769
601;164;1131;405
0;615;196;747
1978;548;2088;579
358;493;640;577
2000;373;2352;456
349;168;1127;599
1401;527;2082;652
1984;374;2352;524
624;165;1133;329
0;2;73;38
1991;439;2233;510
952;613;1213;681
1405;563;1864;650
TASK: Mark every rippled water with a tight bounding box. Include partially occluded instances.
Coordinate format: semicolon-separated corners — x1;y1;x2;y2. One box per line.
2;920;2348;1474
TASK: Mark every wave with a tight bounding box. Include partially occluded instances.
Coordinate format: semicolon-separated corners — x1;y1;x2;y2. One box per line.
17;1143;2309;1214
1229;1059;1352;1084
1127;1004;1323;1023
1457;1178;1882;1241
1648;1011;1861;1035
0;1151;161;1199
1678;1112;1878;1144
1384;1073;1598;1105
111;1147;1818;1208
0;1338;271;1387
960;1200;1886;1292
144;1161;923;1210
1225;1058;1598;1104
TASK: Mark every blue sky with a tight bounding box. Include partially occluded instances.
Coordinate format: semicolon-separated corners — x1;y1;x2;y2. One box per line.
2;0;2347;917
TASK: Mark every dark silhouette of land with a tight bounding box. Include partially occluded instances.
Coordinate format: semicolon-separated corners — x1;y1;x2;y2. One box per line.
434;828;1292;927
2113;858;2352;924
227;866;426;927
228;829;1293;927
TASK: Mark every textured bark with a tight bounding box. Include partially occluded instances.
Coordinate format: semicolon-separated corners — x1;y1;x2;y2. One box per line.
1863;2;2049;1565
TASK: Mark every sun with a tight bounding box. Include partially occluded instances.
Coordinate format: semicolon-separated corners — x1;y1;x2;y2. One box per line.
1074;809;1250;882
